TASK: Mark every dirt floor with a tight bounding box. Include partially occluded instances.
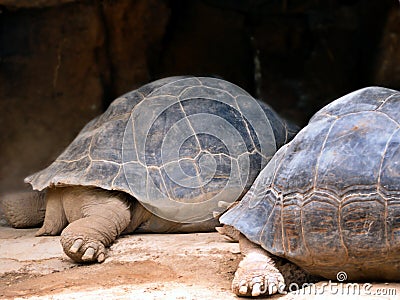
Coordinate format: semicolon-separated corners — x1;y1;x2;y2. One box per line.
1;226;400;300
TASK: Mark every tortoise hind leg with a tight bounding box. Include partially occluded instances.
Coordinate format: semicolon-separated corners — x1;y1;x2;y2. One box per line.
36;188;67;236
60;187;131;263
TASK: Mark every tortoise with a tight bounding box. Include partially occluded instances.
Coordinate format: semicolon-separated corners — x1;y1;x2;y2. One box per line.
4;76;297;263
220;86;400;297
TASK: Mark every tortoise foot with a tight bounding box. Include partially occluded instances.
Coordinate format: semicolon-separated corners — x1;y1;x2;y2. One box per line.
61;233;106;263
233;253;285;297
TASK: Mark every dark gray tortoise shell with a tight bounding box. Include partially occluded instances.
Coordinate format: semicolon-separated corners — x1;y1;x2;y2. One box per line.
26;76;296;223
221;86;400;281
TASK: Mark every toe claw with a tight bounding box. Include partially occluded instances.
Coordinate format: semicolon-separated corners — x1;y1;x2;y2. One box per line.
97;253;105;263
238;280;248;295
212;211;221;218
70;239;84;254
239;285;248;295
269;282;278;295
251;276;263;296
252;282;262;297
218;200;231;209
81;247;95;261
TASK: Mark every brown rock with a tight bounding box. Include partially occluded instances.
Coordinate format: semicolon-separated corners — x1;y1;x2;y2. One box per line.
0;0;76;9
101;0;170;98
252;0;394;125
156;0;254;93
0;3;105;205
373;6;400;89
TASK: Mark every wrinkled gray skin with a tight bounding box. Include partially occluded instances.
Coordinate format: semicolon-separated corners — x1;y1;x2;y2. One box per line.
221;86;400;297
5;76;298;266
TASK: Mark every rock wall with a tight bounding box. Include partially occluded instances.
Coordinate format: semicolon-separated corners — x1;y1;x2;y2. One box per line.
0;0;398;224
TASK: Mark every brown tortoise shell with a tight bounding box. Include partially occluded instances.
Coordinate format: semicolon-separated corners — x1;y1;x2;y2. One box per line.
221;86;400;281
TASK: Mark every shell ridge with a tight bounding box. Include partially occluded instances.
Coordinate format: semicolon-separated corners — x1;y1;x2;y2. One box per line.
145;76;198;98
248;146;289;254
185;85;238;101
180;113;202;151
156;167;173;200
259;193;280;250
376;127;400;257
110;165;123;189
375;91;400;110
240;99;277;164
312;118;339;189
374;110;400;127
199;76;253;97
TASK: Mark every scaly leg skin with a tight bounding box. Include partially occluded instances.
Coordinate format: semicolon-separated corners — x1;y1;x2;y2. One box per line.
59;187;131;263
233;234;285;297
36;188;68;236
2;190;46;228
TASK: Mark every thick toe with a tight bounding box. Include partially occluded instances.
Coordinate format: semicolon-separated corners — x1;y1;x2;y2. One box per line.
97;253;105;263
70;239;84;253
35;227;47;237
35;224;61;236
81;247;95;261
238;280;248;295
251;277;263;296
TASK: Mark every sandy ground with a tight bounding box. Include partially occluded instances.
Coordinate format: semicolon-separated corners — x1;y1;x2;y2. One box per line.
1;226;400;300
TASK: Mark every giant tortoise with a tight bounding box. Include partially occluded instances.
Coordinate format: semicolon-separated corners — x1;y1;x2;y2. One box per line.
221;86;400;297
4;76;297;263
